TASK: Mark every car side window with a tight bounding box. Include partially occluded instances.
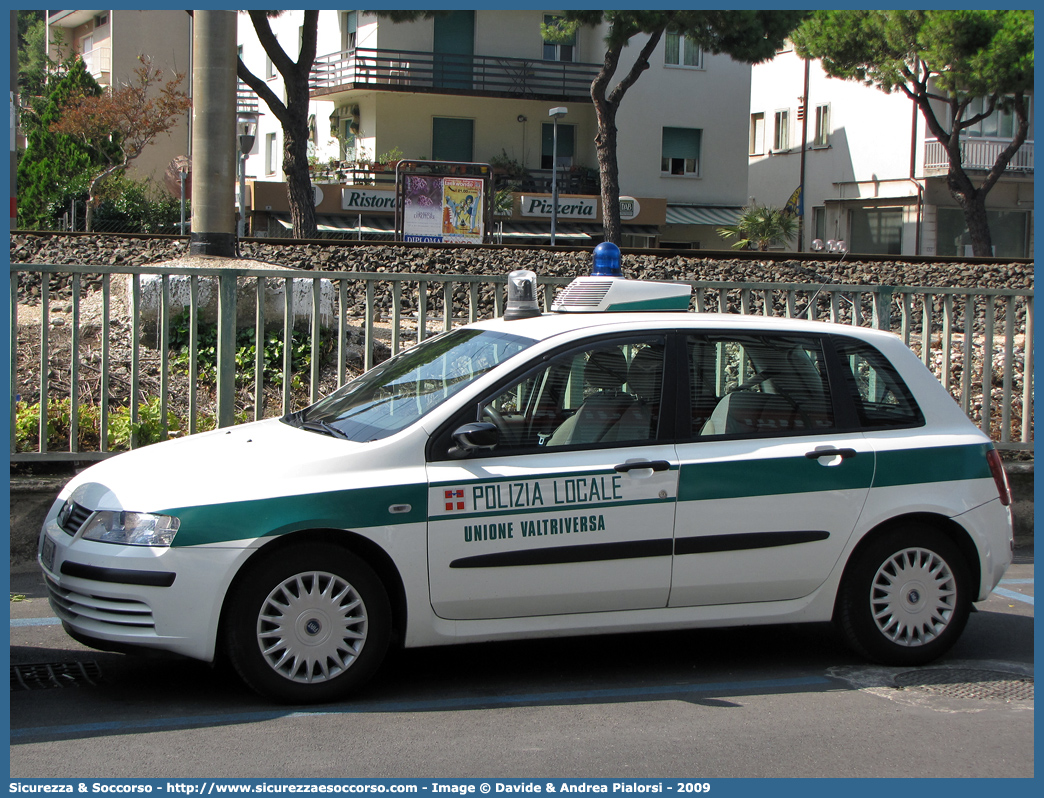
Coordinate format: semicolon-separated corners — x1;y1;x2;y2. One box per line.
687;333;835;438
478;337;666;453
833;336;924;429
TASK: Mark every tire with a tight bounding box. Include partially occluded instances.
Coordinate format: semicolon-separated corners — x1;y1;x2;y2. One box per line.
836;526;971;666
224;543;391;703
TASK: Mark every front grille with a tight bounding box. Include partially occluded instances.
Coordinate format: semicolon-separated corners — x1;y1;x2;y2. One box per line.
58;501;93;536
45;576;156;631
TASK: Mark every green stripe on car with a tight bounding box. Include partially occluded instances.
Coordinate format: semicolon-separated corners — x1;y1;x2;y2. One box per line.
678;443;990;502
166;483;428;547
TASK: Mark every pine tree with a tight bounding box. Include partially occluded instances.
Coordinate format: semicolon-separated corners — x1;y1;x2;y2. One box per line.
16;58;108;229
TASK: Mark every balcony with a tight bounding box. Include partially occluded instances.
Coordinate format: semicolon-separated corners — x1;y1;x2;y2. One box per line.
924;137;1033;176
310;48;600;102
80;43;111;86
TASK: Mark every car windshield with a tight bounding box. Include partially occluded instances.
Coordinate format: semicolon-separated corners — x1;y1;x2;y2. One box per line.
287;328;535;442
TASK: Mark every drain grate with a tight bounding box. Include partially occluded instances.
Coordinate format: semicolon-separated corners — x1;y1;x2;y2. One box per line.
894;668;1034;702
11;661;103;691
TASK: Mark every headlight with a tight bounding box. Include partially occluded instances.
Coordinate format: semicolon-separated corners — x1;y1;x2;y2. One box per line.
80;511;180;547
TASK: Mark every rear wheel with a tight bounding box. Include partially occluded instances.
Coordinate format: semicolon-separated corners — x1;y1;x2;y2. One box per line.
225;543;390;703
837;526;971;666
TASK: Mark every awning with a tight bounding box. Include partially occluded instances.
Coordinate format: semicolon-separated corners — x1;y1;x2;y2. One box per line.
665;206;743;226
493;222;593;241
273;214;395;235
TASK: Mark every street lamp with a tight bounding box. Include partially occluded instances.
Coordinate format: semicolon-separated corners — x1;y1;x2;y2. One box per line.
548;106;567;245
236;110;260;239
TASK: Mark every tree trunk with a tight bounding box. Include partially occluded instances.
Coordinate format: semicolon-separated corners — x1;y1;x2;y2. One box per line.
283;120;317;239
594;99;621;245
240;10;320;240
590;25;664;245
954;187;993;257
916;91;1029;258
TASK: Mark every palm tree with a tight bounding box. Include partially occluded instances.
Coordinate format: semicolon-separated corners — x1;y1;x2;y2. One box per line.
718;205;797;251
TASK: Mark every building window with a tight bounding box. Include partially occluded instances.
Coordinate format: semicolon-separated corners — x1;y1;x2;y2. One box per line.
936;208;1028;258
265;132;278;175
814;104;830;147
80;34;94;72
543;15;575;62
664;31;703;68
773;109;789;151
265;55;276;80
541;123;576;169
962;95;1030;139
432;117;474;162
622;233;658;248
342;11;357;52
749;113;765;156
812;206;826;243
661;127;702;176
849;207;903;255
94;13;108;27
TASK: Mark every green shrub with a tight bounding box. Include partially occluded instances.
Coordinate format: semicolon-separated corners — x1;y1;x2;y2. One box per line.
14;397;198;453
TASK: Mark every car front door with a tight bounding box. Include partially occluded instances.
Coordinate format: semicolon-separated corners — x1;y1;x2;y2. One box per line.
669;331;875;607
426;335;679;620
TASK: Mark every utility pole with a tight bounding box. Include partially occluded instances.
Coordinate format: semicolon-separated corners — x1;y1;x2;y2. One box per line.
188;10;237;257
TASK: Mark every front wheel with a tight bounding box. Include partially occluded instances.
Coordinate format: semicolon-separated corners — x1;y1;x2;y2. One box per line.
836;526;971;666
224;543;391;703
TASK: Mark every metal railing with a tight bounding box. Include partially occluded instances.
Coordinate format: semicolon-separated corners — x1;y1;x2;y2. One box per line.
924;137;1034;174
10;263;1034;461
310;47;600;100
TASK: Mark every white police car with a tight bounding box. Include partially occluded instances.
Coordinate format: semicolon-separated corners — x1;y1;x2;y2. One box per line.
39;244;1014;703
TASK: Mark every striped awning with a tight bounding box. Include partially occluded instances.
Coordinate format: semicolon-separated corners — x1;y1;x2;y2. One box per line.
273;214;395;234
493;222;593;241
665;206;743;226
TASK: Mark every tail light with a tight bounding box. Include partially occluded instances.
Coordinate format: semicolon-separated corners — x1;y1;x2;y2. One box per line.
986;448;1012;506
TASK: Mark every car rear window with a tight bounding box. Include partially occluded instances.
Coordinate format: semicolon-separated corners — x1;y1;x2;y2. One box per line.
832;336;924;429
687;333;836;438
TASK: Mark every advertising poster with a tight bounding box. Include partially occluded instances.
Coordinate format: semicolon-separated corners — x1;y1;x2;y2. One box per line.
442;177;484;243
402;175;444;242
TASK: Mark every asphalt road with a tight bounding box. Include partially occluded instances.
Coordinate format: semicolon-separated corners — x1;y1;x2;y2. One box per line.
9;550;1034;780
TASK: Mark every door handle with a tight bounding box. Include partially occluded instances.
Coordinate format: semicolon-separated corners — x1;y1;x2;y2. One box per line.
614;460;671;473
805;447;857;460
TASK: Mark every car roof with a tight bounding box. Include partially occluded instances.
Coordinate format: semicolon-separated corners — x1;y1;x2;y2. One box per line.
467;311;900;345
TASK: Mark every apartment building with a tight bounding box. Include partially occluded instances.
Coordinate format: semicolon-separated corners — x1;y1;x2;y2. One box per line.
239;9;754;247
748;44;1034;257
46;9;192;183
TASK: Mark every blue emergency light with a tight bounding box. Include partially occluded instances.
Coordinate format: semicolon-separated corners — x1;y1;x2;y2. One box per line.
591;242;623;277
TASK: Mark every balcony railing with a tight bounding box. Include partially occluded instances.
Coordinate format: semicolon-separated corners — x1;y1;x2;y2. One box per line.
80;43;111;84
310;48;600;101
237;81;259;115
924;137;1034;175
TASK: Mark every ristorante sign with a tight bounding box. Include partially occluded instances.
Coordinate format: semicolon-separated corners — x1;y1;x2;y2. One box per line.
341;188;396;212
520;195;599;220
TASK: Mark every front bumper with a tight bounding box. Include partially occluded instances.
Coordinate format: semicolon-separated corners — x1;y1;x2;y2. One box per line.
39;513;252;663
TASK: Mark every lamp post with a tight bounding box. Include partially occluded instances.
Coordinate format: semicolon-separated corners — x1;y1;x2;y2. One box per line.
237;111;259;239
548;106;567;245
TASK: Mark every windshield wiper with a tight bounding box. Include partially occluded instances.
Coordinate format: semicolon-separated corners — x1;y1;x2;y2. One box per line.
300;419;350;440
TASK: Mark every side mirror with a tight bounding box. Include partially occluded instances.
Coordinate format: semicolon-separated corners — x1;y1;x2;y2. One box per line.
448;422;499;458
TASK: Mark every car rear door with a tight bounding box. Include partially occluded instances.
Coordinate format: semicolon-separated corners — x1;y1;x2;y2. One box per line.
668;331;875;607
